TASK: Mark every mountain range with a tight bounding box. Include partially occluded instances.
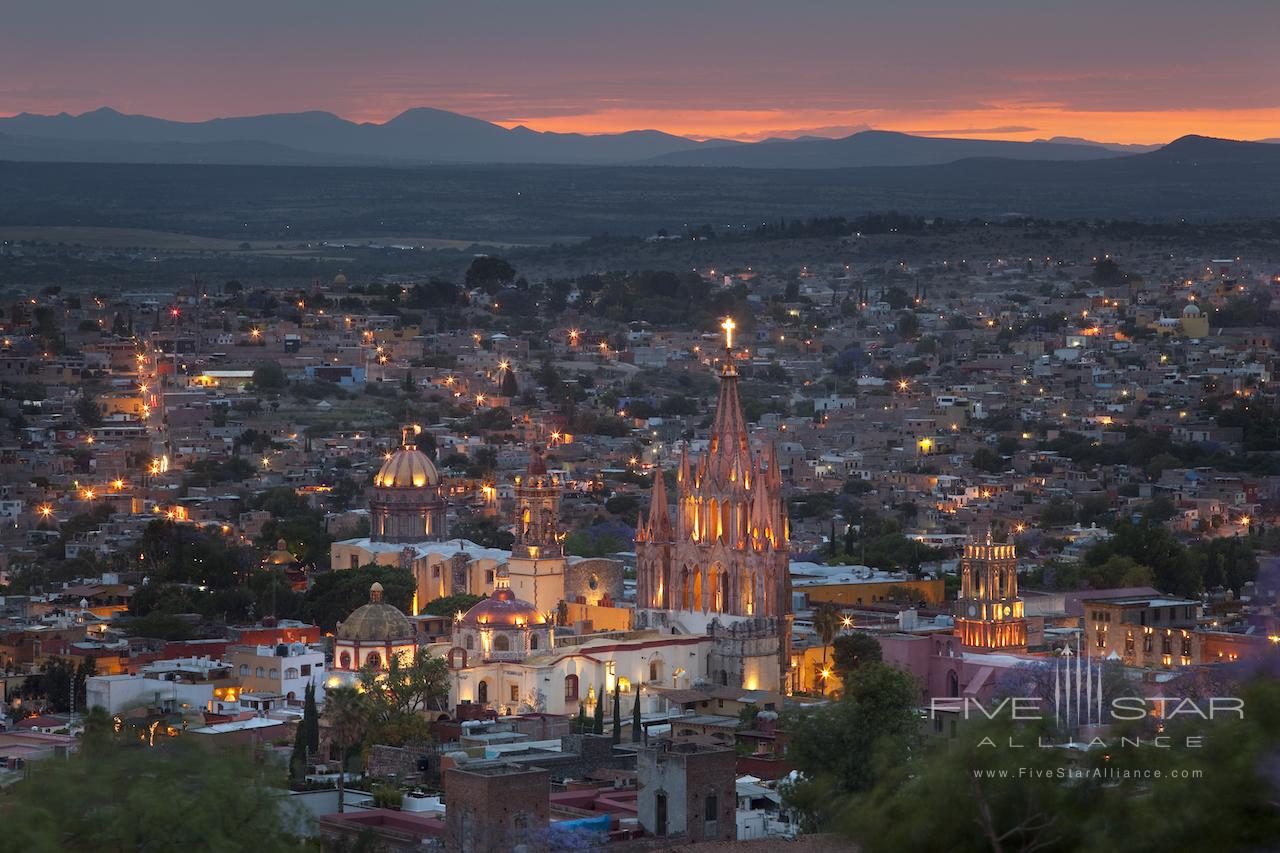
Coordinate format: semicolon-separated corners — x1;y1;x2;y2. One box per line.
0;106;1274;170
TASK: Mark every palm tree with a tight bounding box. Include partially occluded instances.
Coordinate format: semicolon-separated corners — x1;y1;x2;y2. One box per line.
813;603;842;696
323;687;368;813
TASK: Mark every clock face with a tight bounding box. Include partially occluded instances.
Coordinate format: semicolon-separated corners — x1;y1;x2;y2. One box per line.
967;605;977;617
1003;605;1013;617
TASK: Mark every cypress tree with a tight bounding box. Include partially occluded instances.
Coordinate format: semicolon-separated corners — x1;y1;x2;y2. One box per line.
611;684;622;745
304;683;319;756
576;703;587;733
631;690;642;743
592;688;604;734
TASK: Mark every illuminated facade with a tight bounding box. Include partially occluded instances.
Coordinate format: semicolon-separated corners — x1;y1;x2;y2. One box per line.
954;530;1027;651
506;449;567;616
332;582;418;674
634;319;792;690
369;427;447;543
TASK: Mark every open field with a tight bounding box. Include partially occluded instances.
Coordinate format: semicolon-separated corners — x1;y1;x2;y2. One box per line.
0;225;535;253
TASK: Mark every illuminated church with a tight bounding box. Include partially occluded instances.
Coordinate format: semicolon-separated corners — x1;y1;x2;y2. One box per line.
954;528;1027;652
634;319;792;691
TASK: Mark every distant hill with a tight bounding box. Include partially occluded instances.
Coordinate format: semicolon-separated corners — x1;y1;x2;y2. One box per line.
1137;134;1280;164
1040;136;1161;154
644;129;1124;168
0;106;726;165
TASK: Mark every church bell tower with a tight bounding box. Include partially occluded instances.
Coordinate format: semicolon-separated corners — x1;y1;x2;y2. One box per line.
954;528;1027;651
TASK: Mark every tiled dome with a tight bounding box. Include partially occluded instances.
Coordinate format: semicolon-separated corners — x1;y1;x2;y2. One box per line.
375;447;439;488
460;586;544;628
336;582;414;641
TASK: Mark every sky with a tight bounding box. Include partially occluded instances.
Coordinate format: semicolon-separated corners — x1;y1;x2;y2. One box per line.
3;0;1279;143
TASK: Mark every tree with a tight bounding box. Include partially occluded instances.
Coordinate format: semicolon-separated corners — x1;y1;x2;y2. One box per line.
357;651;450;721
592;688;604;734
784;662;920;829
421;592;485;618
74;393;103;428
303;682;320;755
324;687;369;814
465;256;517;296
832;633;881;680
812;603;843;695
3;738;306;851
252;361;287;392
611;683;622;745
632;690;642;743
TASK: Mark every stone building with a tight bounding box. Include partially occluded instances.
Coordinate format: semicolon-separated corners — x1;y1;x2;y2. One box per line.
445;763;550;853
634;319;792;690
332;582;418;675
954;529;1027;652
637;741;737;842
369;428;447;543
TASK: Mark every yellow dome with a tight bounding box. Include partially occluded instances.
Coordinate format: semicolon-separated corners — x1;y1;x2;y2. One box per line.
264;538;297;565
375;447;439;488
336;582;414;641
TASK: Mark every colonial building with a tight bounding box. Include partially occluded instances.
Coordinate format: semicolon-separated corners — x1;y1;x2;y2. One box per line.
954;529;1027;652
506;449;568;616
369;428;447;543
332;582;418;675
634;319;792;691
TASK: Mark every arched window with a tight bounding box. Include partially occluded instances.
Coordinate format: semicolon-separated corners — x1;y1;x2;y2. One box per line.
339;651;351;669
649;660;662;682
239;664;249;677
268;668;279;680
494;634;511;652
618;677;631;693
464;634;474;650
947;670;959;698
478;680;489;704
366;652;382;669
530;634;539;650
255;667;264;678
285;668;299;680
564;674;579;701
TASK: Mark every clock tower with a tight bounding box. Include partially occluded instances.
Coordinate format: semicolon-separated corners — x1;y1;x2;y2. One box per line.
954;528;1027;651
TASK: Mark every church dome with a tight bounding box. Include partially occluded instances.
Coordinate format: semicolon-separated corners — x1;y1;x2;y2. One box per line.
460;585;545;628
333;273;348;285
336;582;414;641
1183;302;1202;317
264;538;297;566
375;447;439;488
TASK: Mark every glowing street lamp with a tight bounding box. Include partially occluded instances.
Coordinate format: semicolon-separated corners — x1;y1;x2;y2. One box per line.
38;505;52;518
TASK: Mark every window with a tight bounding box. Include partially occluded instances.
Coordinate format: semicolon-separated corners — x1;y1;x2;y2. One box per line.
301;664;311;676
339;651;351;669
510;684;519;702
1161;634;1172;656
366;652;382;669
564;674;579;701
485;570;495;584
285;668;299;680
1125;632;1135;655
464;634;474;650
494;634;511;652
704;794;719;837
239;664;249;677
530;634;538;650
269;668;279;680
1143;633;1152;654
255;667;264;678
649;661;661;682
